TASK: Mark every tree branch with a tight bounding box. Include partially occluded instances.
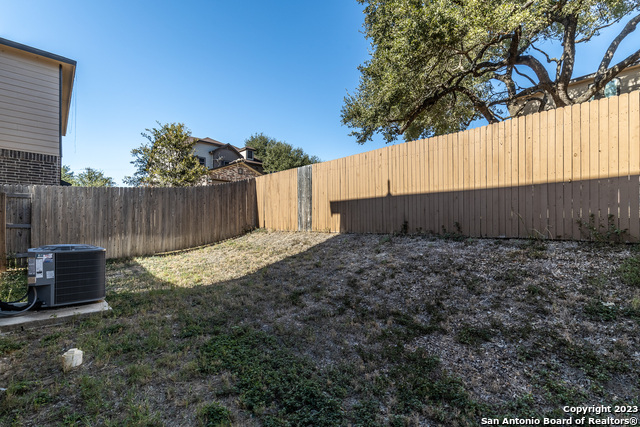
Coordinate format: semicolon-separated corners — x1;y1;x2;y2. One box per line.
513;66;538;87
575;48;640;103
456;87;500;124
575;17;623;43
513;55;561;106
557;14;578;105
596;13;640;79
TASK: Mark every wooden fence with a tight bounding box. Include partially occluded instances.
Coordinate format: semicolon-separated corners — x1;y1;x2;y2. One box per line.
1;179;256;263
0;184;32;268
2;91;639;268
256;91;640;241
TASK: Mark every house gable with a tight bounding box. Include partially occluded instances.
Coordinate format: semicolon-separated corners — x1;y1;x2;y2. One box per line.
192;137;264;175
208;160;263;183
0;38;76;185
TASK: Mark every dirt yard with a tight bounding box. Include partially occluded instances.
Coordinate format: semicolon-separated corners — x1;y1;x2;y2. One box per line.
1;230;639;426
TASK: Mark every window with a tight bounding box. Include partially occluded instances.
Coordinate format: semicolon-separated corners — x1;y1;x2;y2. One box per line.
247;150;253;160
198;156;206;166
604;78;621;98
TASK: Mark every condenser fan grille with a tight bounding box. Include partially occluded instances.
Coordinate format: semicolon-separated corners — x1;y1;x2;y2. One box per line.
54;252;106;305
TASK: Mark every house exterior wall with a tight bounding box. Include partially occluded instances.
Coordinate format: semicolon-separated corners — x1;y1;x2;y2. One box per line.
193;142;215;169
209;164;262;183
510;65;640;116
211;147;242;168
0;46;60;157
0;148;60;185
239;149;255;160
193;140;264;174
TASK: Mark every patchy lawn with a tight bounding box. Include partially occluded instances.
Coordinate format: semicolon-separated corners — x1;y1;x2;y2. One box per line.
1;230;639;426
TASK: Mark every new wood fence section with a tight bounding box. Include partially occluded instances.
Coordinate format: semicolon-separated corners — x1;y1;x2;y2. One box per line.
256;91;640;241
255;167;298;231
1;180;256;262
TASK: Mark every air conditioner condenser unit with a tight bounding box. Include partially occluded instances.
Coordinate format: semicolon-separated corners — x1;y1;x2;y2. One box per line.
27;244;106;308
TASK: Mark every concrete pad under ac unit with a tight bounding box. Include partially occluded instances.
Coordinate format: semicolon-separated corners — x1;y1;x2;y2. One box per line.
0;300;111;333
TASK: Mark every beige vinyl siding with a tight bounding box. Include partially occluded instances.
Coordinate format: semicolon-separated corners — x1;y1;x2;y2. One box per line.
0;47;60;156
193;143;215;169
511;64;640;116
212;147;242;168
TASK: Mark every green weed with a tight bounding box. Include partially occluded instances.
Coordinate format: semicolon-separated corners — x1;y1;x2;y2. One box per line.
126;363;153;386
619;256;640;287
198;402;232;426
577;213;628;243
0;269;27;302
439;222;465;241
584;300;618;321
456;324;494;346
0;337;24;355
538;369;587;409
495;268;529;286
199;327;344;426
562;341;628;382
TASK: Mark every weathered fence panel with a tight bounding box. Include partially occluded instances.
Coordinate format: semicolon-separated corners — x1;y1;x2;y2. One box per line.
256;91;640;241
1;184;32;266
2;179;257;261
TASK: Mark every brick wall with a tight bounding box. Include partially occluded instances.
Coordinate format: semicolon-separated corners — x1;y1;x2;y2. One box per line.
209;163;262;183
0;148;60;185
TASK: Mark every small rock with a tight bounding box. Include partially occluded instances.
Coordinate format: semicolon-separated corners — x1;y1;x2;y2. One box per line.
62;348;83;372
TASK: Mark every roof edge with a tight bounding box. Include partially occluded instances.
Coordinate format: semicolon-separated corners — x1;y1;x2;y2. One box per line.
0;37;76;66
210;159;264;175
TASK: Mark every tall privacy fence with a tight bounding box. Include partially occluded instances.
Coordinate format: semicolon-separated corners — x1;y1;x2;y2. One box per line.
2;91;639;268
0;180;256;267
256;91;640;242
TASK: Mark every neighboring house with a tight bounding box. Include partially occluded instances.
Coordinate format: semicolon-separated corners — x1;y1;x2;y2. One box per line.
191;137;264;183
0;37;76;185
510;62;640;116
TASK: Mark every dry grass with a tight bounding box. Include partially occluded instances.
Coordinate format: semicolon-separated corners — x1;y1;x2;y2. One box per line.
0;230;639;426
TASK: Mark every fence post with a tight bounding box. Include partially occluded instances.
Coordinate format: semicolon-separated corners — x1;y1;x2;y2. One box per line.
0;192;6;272
298;165;312;231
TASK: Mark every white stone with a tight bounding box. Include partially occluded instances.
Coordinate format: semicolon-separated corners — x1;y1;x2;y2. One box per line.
62;348;83;371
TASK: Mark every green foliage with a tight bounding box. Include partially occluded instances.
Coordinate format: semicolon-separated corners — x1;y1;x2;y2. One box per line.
577;214;628;242
562;341;628;382
439;222;465;240
244;133;320;173
537;370;587;407
124;122;208;187
456;324;495;346
342;0;640;143
61;165;75;185
198;402;232;427
0;269;27;302
584;300;619;321
619;255;640;287
0;337;24;355
199;327;344;426
61;166;115;187
74;168;116;187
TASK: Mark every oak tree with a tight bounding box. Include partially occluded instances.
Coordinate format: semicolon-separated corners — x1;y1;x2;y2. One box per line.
342;0;640;143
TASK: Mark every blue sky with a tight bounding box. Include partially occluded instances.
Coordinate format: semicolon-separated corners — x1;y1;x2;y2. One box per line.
1;1;637;185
